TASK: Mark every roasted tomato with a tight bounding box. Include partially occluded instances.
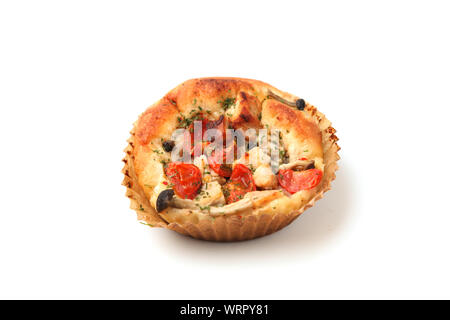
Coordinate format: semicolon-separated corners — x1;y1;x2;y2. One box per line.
165;162;202;199
187;115;227;156
207;144;235;177
277;168;323;194
223;164;256;203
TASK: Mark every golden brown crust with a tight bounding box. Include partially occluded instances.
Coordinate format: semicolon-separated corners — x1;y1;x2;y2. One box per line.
123;77;339;241
230;91;262;130
262;99;323;161
135;98;179;146
165;78;257;117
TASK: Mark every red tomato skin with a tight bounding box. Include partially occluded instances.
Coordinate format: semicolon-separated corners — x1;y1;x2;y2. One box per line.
187;116;226;151
230;164;256;190
225;187;247;204
224;164;256;203
207;145;234;177
165;162;202;199
278;169;323;194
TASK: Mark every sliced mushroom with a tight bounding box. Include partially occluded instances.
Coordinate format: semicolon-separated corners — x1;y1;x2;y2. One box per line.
170;189;285;216
246;190;284;207
279;159;314;171
209;190;283;216
268;91;305;111
208;198;252;216
156;189;174;212
171;195;251;216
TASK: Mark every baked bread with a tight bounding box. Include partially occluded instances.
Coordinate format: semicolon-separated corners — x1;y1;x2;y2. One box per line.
122;77;339;241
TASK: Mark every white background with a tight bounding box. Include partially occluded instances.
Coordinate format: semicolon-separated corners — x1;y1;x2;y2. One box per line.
0;0;449;299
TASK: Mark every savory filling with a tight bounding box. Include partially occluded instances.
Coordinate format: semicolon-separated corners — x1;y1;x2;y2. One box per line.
154;98;323;213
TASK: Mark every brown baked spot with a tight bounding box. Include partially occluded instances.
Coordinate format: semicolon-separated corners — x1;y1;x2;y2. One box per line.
264;100;322;148
230;91;262;130
135;98;178;145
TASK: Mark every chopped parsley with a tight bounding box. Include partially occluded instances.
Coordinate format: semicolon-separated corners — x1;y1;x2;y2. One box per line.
177;111;203;128
218;97;236;111
160;159;168;167
197;204;211;212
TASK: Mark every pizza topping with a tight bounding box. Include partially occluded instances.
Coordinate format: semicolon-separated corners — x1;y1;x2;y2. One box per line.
279;159;315;171
223;164;256;203
267;90;306;111
278;168;322;194
267;91;296;107
154;91;320;212
207;144;235;177
185;115;228;155
174;197;252;216
218;97;236;111
155;189;175;212
177;110;204;129
171;180;226;209
253;164;278;190
165;162;202;199
162;140;175;152
296;99;305;111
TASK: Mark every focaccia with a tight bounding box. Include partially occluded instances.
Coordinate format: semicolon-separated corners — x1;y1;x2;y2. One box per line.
122;77;339;241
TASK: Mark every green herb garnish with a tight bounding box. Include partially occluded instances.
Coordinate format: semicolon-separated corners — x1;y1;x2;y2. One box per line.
218;97;236;110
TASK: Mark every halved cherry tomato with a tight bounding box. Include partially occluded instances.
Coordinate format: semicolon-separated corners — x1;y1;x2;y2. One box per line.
207;144;235;177
278;168;323;194
223;164;256;203
187;115;227;156
165;162;202;199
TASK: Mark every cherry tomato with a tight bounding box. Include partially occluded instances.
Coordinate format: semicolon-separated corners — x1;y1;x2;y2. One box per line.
278;168;323;194
165;162;202;199
224;164;256;203
207;144;235;177
187;115;227;157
